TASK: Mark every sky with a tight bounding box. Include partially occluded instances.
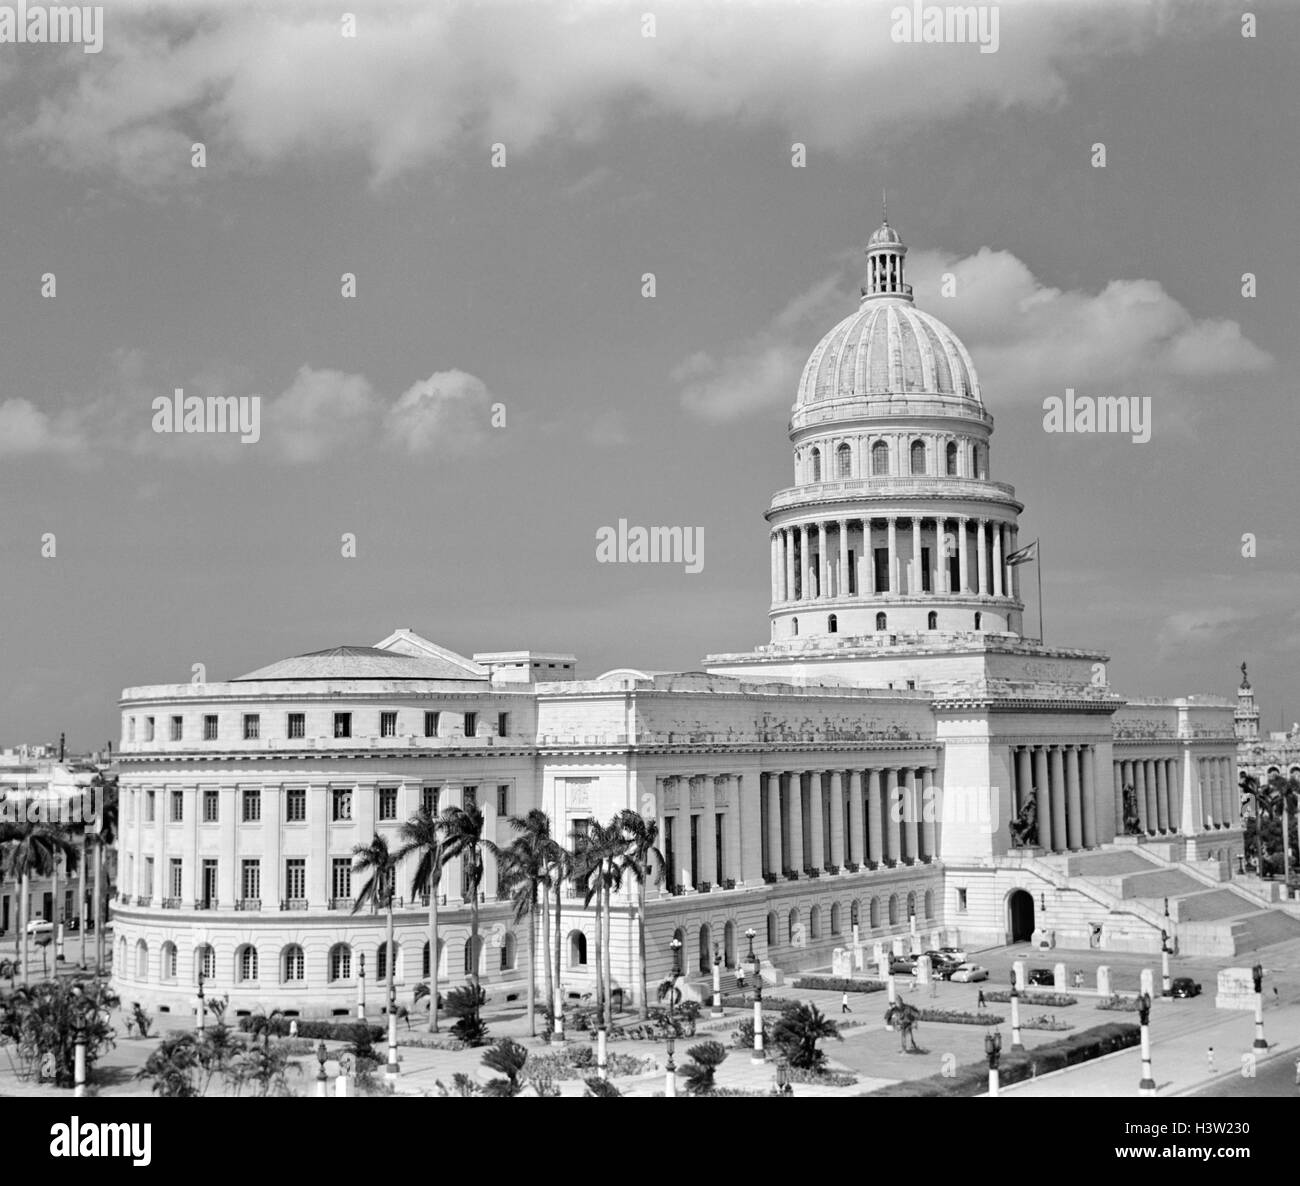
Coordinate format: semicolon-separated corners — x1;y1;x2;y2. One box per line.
1;0;1297;749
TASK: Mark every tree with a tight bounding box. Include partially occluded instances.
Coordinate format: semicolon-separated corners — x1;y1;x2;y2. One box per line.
617;810;664;1020
87;774;118;974
550;839;573;1032
575;817;626;1031
497;809;555;1038
439;802;497;1039
0;976;118;1086
4;823;75;985
443;984;489;1046
397;805;445;1033
882;1000;922;1053
352;833;399;1072
137;1032;205;1097
480;1037;529;1096
682;1040;728;1094
773;1001;842;1068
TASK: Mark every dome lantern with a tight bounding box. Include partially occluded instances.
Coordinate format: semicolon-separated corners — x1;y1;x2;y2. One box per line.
862;209;912;302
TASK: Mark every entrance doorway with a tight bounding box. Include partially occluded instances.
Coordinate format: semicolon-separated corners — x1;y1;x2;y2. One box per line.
1008;889;1035;942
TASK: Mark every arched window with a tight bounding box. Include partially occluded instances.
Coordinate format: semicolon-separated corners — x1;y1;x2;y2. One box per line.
906;891;917;921
236;945;258;983
927;611;938;630
463;936;482;976
837;442;852;478
910;439;926;475
850;899;860;929
946;441;958;476
766;912;778;948
329;943;352;982
376;940;399;982
698;924;711;973
196;944;216;982
791;617;799;636
136;939;149;980
422;939;445;979
723;921;737;969
871;440;889;475
888;894;899;926
787;908;800;945
569;930;587;968
870;897;880;928
809;905;822;940
876;612;887;631
811;448;822;482
974;612;982;630
161;941;177;981
828;614;838;634
830;902;842;935
499;932;516;972
283;944;305;983
924;890;934;920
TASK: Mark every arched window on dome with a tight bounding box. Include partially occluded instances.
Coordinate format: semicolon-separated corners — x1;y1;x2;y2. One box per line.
876;612;887;631
791;618;799;637
828;614;838;634
910;439;926;475
811;448;822;482
871;440;889;476
836;442;852;478
946;441;958;476
927;611;938;630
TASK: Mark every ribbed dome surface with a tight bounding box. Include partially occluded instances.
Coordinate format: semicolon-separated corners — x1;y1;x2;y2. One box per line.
796;299;982;406
235;645;486;682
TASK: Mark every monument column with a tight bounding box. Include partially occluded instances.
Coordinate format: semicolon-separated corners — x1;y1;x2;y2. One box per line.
807;771;825;872
939;518;952;593
1081;746;1098;848
1049;746;1067;852
829;771;845;869
866;770;883;866
784;529;796;603
1033;747;1052;852
1146;760;1160;834
1065;747;1083;851
700;776;717;887
911;517;922;594
847;771;864;866
864;519;876;594
770;533;780;604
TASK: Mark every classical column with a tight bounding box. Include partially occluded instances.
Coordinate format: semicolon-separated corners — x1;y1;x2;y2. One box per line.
765;775;782;875
788;772;805;873
1049;747;1067;852
784;529;796;604
1009;527;1021;600
700;776;717;887
1131;762;1147;833
1177;753;1199;835
861;519;874;595
1164;759;1181;836
1081;746;1098;848
848;771;864;867
838;519;849;600
1213;759;1226;829
770;533;780;604
1154;759;1169;834
1016;747;1033;815
818;522;829;599
866;770;883;865
919;767;936;860
1033;747;1052;853
903;768;920;864
887;517;898;593
829;772;845;868
1065;747;1082;851
807;771;825;872
1113;761;1124;834
957;517;969;593
992;522;1004;597
911;517;922;594
884;769;903;864
976;519;989;596
938;517;952;593
1146;760;1160;834
800;524;813;600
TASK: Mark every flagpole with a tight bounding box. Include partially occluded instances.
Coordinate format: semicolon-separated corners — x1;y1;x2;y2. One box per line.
1036;538;1044;644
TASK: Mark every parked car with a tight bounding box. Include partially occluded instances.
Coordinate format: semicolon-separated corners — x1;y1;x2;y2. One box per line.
1170;978;1202;999
949;963;989;983
890;955;918;974
25;918;53;936
915;951;961;977
1027;968;1055;986
938;946;968;964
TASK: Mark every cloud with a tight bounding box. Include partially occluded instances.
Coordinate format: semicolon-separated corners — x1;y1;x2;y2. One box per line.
263;365;380;463
1156;606;1253;659
584;409;632;448
0;398;86;456
2;0;1203;188
381;369;493;457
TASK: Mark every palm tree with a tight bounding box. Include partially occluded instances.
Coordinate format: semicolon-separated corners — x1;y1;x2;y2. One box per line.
438;802;495;1010
5;823;75;985
575;817;626;1031
497;810;555;1038
618;809;664;1020
396;806;444;1033
1266;773;1300;885
351;833;399;1074
1241;773;1272;875
89;775;118;974
549;838;573;1036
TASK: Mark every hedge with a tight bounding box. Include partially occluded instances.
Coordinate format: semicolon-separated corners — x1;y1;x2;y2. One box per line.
864;1022;1140;1096
915;1008;1003;1026
792;977;888;993
237;1017;386;1044
985;991;1077;1008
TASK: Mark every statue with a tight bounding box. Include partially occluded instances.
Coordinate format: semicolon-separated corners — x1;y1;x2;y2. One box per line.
1121;784;1143;836
1240;660;1250;689
1008;797;1038;848
883;1001;922;1053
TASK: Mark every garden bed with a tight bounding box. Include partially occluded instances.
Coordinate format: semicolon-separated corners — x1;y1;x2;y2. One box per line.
984;991;1077;1007
914;1008;1004;1026
792;977;888;994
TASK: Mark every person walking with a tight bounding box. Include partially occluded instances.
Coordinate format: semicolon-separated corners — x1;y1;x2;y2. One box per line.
977;989;986;1010
841;991;852;1014
1207;1046;1216;1074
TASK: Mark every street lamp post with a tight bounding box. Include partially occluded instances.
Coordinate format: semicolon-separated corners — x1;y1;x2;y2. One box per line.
315;1041;329;1098
775;1057;792;1096
711;944;724;1018
1160;927;1172;997
984;1029;1002;1097
665;937;683;1096
385;978;399;1083
196;970;206;1033
1009;970;1023;1050
745;927;764;1064
357;953;366;1020
1137;992;1155;1096
72;982;86;1098
1252;964;1267;1051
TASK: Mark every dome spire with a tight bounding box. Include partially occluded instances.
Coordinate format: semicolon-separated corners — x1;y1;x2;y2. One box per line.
862;204;911;302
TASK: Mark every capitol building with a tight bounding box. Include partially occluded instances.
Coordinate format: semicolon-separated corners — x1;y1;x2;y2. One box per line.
112;217;1285;1019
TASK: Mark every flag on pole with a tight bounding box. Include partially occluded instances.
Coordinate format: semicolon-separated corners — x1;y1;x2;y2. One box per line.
1005;539;1038;566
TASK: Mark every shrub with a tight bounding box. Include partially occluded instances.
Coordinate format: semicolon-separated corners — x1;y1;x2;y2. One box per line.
584;1076;622;1097
1095;994;1141;1012
788;1066;858;1087
1021;1015;1073;1032
721;994;803;1012
250;1018;385;1044
730;1017;773;1050
0;976;118;1087
772;1002;841;1070
792;977;888;994
481;1038;529;1097
914;1008;1003;1026
985;991;1076;1007
444;985;489;1047
524;1046;654;1081
682;1040;729;1094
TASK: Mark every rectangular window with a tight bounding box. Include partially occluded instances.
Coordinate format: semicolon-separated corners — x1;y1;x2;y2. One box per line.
201;859;218;908
689;814;699;888
463;712;478;738
957;887;968;913
145;717;155;742
170;858;183;899
285;788;306;822
143;857;154;897
170;715;183;741
287;713;305;739
421;786;439;816
463;786;477;812
332;857;352;902
424;711;439;738
145;791;155;823
285;858;306;901
332;788;353;822
378;786;398;821
203;715;218;741
664;817;676;890
380;711;397;738
243;714;260;740
202;789;219;823
497;712;509;737
496;785;509;817
241;859;261;901
128;718;136;742
242;788;261;823
333;712;352;739
170;790;183;822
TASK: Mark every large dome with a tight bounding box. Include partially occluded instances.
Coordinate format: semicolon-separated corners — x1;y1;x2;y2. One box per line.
796;299;982;407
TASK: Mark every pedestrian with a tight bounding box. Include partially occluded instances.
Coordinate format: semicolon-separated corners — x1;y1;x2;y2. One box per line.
841;991;851;1015
1207;1046;1216;1074
977;989;986;1010
1273;986;1280;1008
